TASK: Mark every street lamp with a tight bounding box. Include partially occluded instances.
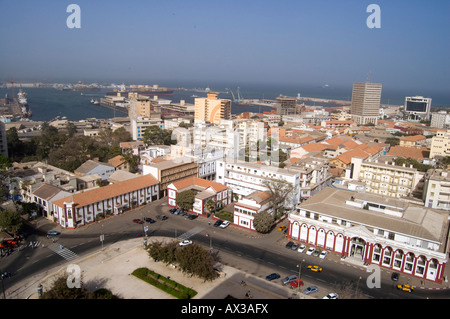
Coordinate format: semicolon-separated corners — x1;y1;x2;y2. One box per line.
296;259;305;297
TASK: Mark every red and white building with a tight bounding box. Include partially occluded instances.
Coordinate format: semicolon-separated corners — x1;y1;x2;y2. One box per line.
288;187;449;283
167;177;233;215
52;174;160;228
233;191;273;230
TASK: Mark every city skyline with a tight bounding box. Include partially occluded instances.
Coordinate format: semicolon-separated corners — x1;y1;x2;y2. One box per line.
0;1;449;97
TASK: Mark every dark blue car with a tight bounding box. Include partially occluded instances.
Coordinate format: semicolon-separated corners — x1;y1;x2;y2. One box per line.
265;273;280;281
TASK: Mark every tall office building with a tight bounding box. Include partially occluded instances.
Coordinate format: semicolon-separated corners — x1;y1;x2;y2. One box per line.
350;82;382;125
0;120;8;157
194;92;231;125
404;96;432;122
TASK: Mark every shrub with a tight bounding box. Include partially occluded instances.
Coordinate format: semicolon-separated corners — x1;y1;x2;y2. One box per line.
131;268;197;299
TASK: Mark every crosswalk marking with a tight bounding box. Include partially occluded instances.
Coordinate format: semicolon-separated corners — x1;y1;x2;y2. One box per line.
178;226;204;240
47;243;78;261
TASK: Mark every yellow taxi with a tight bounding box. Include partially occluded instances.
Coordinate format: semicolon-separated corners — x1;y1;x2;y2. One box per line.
397;284;414;292
278;225;286;232
307;265;323;272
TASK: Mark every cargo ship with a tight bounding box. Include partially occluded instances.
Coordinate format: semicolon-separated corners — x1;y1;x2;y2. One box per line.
106;84;173;96
17;89;32;117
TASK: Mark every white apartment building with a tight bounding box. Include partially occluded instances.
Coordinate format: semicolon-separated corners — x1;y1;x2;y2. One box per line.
216;160;302;209
345;157;424;199
431;111;450;129
423;169;450;211
288;188;449;283
233;191;273;230
234;119;267;147
290;157;333;199
430;129;450;158
130;117;163;141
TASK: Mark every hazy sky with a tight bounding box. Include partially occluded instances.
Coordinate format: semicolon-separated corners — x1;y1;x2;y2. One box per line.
1;0;449;93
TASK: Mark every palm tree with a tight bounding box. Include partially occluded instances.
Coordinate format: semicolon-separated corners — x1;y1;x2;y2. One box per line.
205;199;216;217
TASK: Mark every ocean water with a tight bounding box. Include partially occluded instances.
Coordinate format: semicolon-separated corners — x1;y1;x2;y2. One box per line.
0;82;448;122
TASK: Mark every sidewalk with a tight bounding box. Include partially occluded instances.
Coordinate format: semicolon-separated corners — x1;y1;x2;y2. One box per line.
6;237;309;300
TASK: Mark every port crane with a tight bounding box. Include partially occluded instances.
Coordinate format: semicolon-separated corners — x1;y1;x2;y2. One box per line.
229;87;250;105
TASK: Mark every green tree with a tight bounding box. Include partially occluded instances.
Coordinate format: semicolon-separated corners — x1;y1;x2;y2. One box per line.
385;137;400;146
142;126;173;146
121;150;140;173
41;275;118;299
175;190;196;212
263;178;294;217
0;210;23;235
252;211;275;234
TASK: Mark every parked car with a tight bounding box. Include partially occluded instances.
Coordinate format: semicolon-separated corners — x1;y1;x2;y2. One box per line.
169;208;177;214
281;275;298;285
312;249;322;257
145;217;156;223
297;244;306;253
220;221;230;228
307;265;323;272
397;284;414;292
306;247;315;255
133;219;144;224
186;214;198;220
178;240;192;247
319;251;328;259
323;293;339;299
265;273;280;281
303;286;319;295
157;215;168;220
278;225;286;232
291;243;299;250
289;279;304;288
214;220;223;227
285;241;294;249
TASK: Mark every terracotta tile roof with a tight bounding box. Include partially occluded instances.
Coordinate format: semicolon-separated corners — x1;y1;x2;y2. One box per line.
333;148;370;165
53;174;159;208
302;143;336;153
108;155;126;168
170;177;228;193
400;135;426;142
387;146;430;160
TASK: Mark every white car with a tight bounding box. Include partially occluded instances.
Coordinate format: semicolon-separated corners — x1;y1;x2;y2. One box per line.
323;293;339;299
178;240;192;246
297;244;306;253
306;247;315;255
220;221;230;228
319;250;328;259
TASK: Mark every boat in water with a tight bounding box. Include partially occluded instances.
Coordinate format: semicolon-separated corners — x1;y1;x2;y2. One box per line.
90;99;100;105
17;89;32;117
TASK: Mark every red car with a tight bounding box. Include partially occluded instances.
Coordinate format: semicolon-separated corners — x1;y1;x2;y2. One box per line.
290;279;304;288
133;219;144;224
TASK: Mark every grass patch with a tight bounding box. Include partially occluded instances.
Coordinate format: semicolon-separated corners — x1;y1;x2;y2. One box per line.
131;267;197;299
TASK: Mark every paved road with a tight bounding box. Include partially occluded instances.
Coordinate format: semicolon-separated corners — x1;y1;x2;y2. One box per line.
2;198;449;299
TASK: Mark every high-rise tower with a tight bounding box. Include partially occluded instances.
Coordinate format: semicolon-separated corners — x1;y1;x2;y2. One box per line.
350;82;382;125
